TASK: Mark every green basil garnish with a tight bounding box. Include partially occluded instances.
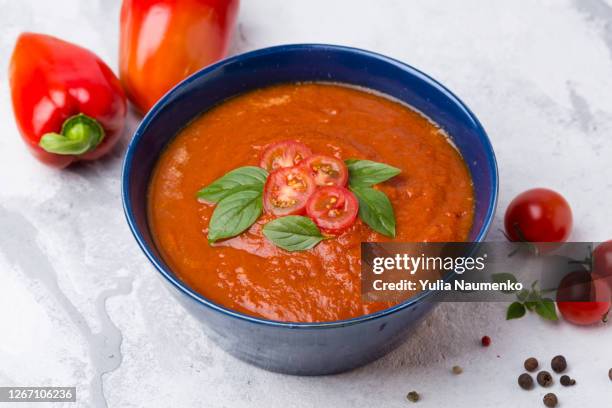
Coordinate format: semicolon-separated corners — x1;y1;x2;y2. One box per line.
345;159;401;187
350;186;396;237
199;166;268;243
197;166;268;203
208;189;263;243
504;281;558;322
263;216;325;251
506;301;527;320
534;298;558;321
198;155;401;248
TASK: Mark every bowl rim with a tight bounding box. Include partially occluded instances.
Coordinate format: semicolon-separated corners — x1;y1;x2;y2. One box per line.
122;43;499;329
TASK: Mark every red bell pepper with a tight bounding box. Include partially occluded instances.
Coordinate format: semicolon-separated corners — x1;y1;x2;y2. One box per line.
9;33;127;168
120;0;239;114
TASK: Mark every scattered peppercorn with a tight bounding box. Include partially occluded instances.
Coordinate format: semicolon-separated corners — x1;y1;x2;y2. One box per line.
518;373;534;390
609;368;612;381
560;375;575;386
406;391;420;403
543;393;558;407
452;365;463;375
524;357;539;372
537;371;553;387
551;355;567;373
481;335;491;347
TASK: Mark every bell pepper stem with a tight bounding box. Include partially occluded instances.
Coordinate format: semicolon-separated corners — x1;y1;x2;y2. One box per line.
39;114;105;155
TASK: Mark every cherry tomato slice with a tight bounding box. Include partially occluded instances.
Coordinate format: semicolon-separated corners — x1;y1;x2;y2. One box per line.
263;167;316;216
556;270;611;325
260;140;312;171
306;186;359;234
504;188;573;245
301;154;348;187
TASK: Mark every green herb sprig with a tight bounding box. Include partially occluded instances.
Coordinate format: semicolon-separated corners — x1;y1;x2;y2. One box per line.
345;159;401;237
197;166;268;203
345;159;401;188
262;216;325;251
197;166;268;243
495;275;558;321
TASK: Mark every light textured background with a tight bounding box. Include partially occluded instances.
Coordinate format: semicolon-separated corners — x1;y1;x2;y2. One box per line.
1;0;611;407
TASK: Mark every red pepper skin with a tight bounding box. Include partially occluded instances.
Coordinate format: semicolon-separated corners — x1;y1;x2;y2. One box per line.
120;0;239;114
9;33;127;168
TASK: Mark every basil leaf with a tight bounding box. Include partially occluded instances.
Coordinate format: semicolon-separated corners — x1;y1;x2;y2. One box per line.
346;159;401;187
535;298;558;321
350;186;396;237
197;166;268;203
506;302;526;320
263;216;324;251
208;189;262;243
491;273;519;294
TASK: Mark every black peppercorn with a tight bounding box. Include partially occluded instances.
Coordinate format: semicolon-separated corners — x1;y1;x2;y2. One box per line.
609;368;612;381
537;371;553;387
407;391;420;403
518;373;534;390
524;357;539;372
560;375;575;386
551;355;567;373
543;393;558;407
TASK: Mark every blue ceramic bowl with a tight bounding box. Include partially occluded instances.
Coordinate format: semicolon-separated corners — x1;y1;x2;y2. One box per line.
122;44;498;375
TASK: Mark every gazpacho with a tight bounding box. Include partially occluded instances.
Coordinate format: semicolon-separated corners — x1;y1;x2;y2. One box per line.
148;83;474;322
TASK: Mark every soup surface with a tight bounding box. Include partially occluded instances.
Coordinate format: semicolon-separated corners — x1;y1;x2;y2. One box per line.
148;83;474;322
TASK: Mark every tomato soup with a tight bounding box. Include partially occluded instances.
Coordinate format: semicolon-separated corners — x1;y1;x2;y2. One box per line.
148;83;474;322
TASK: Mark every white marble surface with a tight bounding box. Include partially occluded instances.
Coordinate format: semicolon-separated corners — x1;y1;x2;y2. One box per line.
1;0;611;407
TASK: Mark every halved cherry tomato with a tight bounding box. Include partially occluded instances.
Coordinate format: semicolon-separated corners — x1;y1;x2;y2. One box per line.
260;140;312;171
263;167;316;216
301;154;348;187
556;270;611;325
504;188;573;244
306;186;359;234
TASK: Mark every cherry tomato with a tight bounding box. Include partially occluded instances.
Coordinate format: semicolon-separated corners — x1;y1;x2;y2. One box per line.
260;140;312;171
306;186;359;234
301;155;348;187
556;270;611;325
504;188;573;243
263;167;316;216
593;240;612;290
